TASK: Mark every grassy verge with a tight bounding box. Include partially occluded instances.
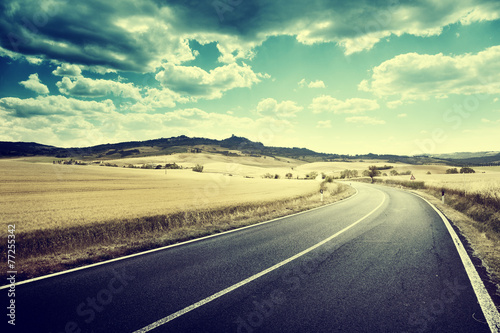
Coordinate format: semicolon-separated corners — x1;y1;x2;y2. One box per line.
355;177;500;304
2;182;355;284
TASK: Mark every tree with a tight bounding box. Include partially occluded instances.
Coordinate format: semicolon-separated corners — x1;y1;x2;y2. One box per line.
460;167;475;174
285;172;293;179
367;165;380;183
192;164;204;172
390;169;399;176
306;171;318;179
446;168;459;174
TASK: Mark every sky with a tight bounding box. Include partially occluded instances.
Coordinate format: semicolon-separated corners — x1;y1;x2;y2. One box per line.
0;0;500;155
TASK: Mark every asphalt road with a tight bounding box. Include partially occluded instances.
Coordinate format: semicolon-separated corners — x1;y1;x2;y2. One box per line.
3;182;499;332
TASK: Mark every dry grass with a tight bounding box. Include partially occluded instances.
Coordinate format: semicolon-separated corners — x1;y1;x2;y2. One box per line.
0;159;354;283
0;159;320;232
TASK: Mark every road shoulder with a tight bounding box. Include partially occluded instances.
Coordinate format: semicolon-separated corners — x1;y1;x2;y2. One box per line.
410;189;500;313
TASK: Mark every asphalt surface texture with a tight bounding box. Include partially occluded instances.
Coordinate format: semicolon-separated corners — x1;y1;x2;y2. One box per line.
3;182;497;332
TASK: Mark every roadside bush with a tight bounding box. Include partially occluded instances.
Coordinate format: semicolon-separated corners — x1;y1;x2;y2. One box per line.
324;176;334;183
193;164;204;173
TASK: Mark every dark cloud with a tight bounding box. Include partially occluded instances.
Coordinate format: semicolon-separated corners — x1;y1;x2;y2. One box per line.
1;0;499;72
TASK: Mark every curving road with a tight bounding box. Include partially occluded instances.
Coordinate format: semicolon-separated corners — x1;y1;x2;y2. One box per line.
3;182;500;332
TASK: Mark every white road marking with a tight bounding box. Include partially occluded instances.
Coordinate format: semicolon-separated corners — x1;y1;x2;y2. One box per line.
0;185;359;290
413;194;500;332
132;190;385;333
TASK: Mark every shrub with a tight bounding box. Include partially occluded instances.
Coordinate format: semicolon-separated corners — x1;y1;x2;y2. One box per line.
285;173;293;179
262;173;274;179
193;164;204;173
460;167;475;174
446;168;459;174
305;171;318;179
165;163;181;169
341;169;358;179
390;169;399;176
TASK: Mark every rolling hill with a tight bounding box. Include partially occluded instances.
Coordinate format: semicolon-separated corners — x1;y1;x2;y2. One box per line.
1;135;499;166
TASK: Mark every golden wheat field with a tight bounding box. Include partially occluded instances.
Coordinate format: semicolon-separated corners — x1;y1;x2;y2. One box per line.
381;169;500;196
0;159;320;233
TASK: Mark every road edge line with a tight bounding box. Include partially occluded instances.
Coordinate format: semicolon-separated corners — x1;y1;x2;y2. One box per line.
0;184;359;289
412;192;500;332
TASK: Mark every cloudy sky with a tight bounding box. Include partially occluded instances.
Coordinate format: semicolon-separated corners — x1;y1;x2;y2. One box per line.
1;0;500;155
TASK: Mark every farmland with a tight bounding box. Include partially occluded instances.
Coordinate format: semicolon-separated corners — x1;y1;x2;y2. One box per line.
2;154;499;283
0;158;321;233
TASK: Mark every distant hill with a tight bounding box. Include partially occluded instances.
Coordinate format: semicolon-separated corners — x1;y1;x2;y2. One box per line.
0;135;498;166
431;151;500;159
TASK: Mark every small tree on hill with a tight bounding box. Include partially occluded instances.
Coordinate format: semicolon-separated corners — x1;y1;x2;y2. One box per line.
367;165;380;183
460;167;475;174
192;164;204;172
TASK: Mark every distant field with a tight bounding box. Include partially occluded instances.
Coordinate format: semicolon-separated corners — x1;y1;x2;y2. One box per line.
0;159;320;233
3;157;498;235
382;171;500;195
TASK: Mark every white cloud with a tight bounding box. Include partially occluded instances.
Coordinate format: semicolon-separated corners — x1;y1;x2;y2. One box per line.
298;79;325;88
308;80;326;88
316;120;331;128
481;118;500;123
0;95;116;118
256;98;303;118
155;62;265;100
309;95;379;114
126;88;188;112
345;116;385;125
359;46;500;101
397;113;407;118
52;63;82;77
387;100;403;109
0;101;287;148
57;76;142;100
18;73;49;95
